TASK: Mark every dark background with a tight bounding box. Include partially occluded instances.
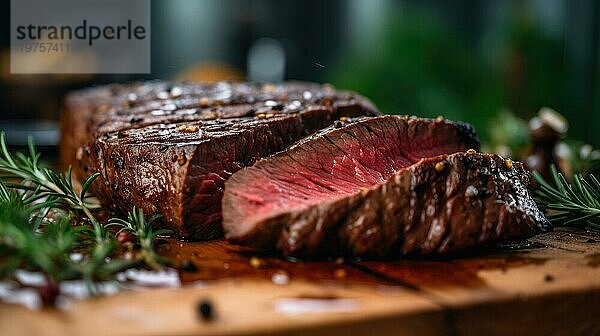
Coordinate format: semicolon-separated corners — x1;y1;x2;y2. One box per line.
1;0;599;152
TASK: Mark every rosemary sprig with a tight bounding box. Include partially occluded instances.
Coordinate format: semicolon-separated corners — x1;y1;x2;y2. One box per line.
0;133;104;242
107;208;172;271
0;132;171;299
533;165;600;231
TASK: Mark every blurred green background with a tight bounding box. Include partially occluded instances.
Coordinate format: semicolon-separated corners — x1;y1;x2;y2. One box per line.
1;0;599;153
327;1;594;150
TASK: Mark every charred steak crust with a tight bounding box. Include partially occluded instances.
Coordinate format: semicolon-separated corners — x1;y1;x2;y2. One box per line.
222;116;550;257
60;81;379;239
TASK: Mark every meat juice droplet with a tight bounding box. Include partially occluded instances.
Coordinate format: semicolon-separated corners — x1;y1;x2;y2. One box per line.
250;257;265;268
334;269;347;278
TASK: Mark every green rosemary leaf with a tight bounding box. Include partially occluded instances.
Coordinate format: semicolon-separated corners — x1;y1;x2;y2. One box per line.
80;172;101;201
154;229;173;236
0;180;12;202
0;133;16;168
533;166;600;231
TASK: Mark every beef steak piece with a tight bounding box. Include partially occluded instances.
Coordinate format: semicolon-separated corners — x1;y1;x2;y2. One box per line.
222;115;551;257
60;81;378;239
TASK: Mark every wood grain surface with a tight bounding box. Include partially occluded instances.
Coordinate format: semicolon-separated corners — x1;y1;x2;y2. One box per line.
1;227;600;336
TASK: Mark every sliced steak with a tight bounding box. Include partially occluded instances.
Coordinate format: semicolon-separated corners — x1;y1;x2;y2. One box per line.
60;81;379;239
222;115;550;257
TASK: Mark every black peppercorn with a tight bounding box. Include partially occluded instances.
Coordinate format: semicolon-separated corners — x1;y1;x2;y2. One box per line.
271;104;284;111
197;299;214;321
180;260;198;273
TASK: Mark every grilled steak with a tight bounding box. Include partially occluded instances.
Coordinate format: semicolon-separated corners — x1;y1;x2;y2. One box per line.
222;116;551;257
60;81;378;239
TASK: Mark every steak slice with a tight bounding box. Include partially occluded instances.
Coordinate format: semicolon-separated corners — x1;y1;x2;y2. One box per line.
222;116;551;257
60;81;378;239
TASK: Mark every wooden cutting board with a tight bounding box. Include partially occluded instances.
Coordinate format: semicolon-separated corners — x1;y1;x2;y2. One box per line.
1;227;600;336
